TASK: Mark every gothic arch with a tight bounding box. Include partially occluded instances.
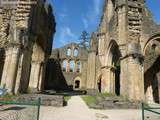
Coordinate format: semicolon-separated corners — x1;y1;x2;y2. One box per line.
69;60;74;72
105;40;121;95
143;34;160;103
106;40;121;66
66;48;71;57
62;59;67;72
73;48;79;57
143;33;160;55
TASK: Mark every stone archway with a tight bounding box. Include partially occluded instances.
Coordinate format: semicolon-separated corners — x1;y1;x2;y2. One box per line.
74;77;81;89
143;36;160;103
106;40;121;95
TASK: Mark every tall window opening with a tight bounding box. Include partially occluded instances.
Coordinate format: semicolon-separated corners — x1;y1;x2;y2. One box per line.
73;48;78;57
70;60;74;72
67;48;71;57
63;60;67;72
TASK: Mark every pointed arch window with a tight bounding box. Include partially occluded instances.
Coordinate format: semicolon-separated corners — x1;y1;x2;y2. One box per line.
67;48;71;57
63;60;67;72
70;60;74;72
73;48;78;57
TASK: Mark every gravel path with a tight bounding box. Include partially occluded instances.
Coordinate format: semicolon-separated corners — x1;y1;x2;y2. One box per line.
40;96;95;120
40;96;142;120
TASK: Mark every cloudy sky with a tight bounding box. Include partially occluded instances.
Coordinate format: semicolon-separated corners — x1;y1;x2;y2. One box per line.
48;0;160;48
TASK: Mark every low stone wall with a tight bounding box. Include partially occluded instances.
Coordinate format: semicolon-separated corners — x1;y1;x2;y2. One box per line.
86;96;141;109
16;94;64;107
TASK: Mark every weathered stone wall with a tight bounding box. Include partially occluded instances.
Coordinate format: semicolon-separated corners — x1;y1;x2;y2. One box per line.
0;0;56;94
46;43;88;91
97;0;160;103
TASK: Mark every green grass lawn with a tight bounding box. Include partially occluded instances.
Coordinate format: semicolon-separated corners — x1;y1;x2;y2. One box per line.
81;92;114;106
81;95;97;105
64;96;71;102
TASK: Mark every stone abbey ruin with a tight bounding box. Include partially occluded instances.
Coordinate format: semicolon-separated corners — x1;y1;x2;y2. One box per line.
0;0;55;93
0;0;160;104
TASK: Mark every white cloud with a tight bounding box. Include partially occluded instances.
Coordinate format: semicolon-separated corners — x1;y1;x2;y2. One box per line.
93;0;101;16
82;16;89;29
82;0;103;28
58;7;68;21
59;27;77;45
59;13;68;19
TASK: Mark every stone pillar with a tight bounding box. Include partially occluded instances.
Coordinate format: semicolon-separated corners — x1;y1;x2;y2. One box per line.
37;62;44;91
1;46;20;93
86;52;96;89
74;61;77;72
16;49;32;93
29;61;41;92
110;68;115;94
117;4;128;97
120;58;129;97
101;68;110;93
66;60;70;72
127;56;144;101
14;53;23;93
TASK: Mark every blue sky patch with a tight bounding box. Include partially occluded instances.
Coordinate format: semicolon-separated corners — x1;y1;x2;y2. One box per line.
48;0;160;48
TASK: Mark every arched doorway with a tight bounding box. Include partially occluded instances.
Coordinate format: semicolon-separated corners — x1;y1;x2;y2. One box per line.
75;80;80;89
74;77;81;89
144;36;160;103
107;40;121;95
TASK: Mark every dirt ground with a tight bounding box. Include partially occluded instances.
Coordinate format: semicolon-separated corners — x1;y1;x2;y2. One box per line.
40;96;142;120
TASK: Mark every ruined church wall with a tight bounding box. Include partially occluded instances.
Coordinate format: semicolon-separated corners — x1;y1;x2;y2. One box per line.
97;0;160;102
0;0;55;93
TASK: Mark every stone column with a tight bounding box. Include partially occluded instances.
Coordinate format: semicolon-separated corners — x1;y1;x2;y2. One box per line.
120;58;129;97
117;4;128;97
74;61;77;72
127;56;144;101
29;61;41;92
1;46;20;93
111;68;115;94
66;60;70;72
17;49;32;93
86;52;96;89
14;53;23;93
37;62;44;91
101;68;110;93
